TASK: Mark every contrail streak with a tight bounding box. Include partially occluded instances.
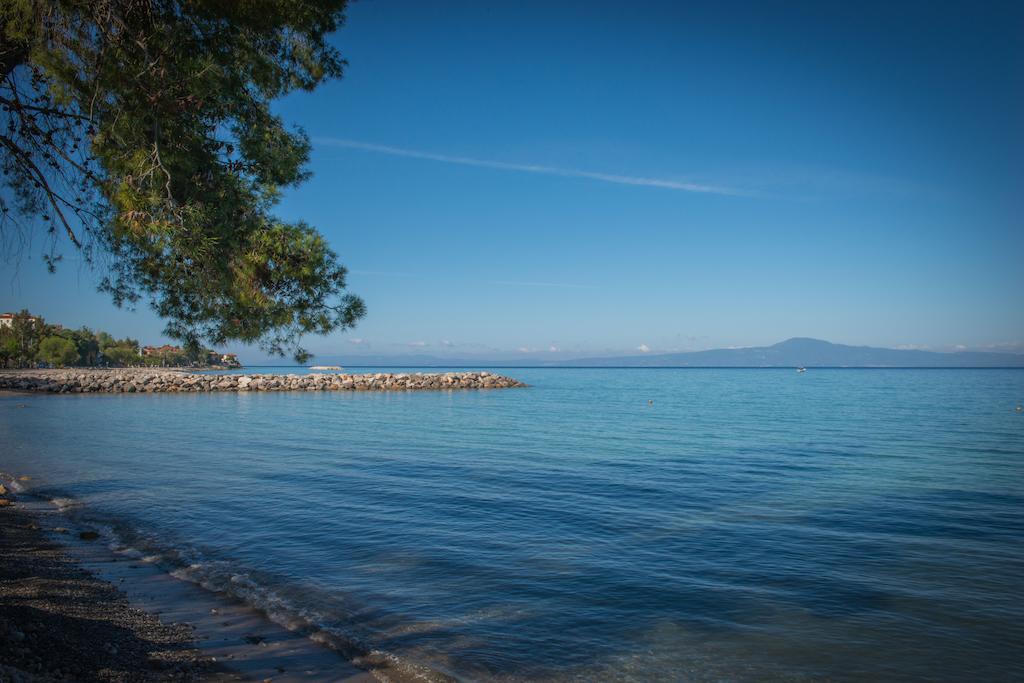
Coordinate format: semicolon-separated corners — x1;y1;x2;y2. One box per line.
315;138;740;195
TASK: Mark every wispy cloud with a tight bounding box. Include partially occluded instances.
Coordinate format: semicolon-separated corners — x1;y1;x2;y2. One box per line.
408;340;428;348
979;341;1024;353
491;280;597;290
350;269;417;278
348;338;366;345
637;344;651;353
315;138;740;195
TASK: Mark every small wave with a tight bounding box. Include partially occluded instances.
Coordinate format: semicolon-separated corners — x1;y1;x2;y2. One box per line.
51;497;81;511
166;559;455;681
4;478;26;493
170;561;340;635
110;545;144;558
311;630;453;683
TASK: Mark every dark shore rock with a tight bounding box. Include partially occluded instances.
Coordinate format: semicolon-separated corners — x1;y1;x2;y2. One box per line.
0;369;527;395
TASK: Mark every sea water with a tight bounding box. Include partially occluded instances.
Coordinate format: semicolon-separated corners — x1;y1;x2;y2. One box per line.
2;368;1022;681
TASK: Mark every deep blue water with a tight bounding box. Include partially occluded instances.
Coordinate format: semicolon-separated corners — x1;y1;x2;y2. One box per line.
2;368;1023;681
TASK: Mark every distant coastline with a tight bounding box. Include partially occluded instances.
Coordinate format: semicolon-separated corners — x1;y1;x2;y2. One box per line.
318;338;1024;369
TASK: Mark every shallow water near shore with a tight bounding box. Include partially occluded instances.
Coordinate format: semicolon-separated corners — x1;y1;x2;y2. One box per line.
3;368;1024;681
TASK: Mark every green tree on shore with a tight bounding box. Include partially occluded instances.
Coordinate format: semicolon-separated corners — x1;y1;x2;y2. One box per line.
100;342;141;367
0;308;230;368
0;335;15;367
95;330;142;366
58;326;100;366
1;0;365;363
37;335;78;367
0;309;45;367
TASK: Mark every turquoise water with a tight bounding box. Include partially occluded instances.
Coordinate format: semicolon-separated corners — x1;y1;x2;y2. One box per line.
2;368;1023;681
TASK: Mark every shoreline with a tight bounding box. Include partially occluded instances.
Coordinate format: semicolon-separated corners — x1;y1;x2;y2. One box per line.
0;478;448;683
0;495;222;682
0;369;526;394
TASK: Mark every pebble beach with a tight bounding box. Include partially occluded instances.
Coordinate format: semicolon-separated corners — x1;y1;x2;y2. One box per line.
0;500;219;682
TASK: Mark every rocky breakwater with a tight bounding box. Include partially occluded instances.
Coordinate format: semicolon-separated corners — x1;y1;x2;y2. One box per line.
0;369;527;394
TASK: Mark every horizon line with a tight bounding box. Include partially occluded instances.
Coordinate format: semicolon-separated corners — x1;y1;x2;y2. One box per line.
235;364;1024;369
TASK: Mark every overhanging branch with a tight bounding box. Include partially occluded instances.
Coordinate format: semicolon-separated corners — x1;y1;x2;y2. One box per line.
0;134;83;248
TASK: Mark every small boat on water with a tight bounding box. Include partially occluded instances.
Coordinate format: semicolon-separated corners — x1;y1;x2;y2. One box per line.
309;365;343;371
796;367;807;373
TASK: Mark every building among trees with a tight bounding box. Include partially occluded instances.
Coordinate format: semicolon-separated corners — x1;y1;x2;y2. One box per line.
0;313;40;328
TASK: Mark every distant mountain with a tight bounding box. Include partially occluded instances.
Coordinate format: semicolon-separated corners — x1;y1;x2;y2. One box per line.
556;338;1024;368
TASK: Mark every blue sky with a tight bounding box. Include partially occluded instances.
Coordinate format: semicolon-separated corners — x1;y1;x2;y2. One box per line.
3;0;1022;361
